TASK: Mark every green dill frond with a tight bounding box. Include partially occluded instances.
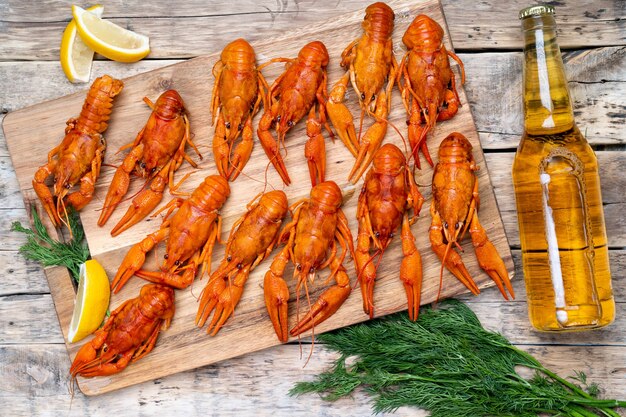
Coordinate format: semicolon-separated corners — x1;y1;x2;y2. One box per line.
11;207;89;282
292;301;626;416
586;383;600;399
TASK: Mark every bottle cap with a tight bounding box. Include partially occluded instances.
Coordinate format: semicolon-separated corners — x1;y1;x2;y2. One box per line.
519;5;555;19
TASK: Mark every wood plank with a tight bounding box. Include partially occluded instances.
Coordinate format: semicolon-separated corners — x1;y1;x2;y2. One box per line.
0;0;370;20
0;294;64;344
0;208;31;251
0;344;624;415
5;272;626;347
0;115;9;157
473;302;626;347
2;0;514;395
463;46;626;148
1;0;624;60
0;61;183;115
0;156;26;209
0;252;49;296
1;46;623;149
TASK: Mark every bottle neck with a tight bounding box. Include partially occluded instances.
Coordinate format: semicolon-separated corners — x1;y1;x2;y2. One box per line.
522;15;574;135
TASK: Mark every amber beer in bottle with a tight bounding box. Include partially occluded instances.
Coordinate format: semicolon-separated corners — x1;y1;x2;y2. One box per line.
513;5;614;331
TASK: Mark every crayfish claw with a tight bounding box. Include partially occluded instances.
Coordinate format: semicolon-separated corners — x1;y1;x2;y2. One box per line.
400;214;423;321
327;74;359;157
470;214;514;300
304;112;326;186
290;270;351;337
110;167;169;237
263;250;290;342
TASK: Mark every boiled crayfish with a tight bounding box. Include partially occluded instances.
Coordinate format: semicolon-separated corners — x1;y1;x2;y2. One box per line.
98;90;202;236
429;133;513;300
33;75;123;229
356;144;424;320
398;14;465;168
212;38;269;181
263;181;354;342
112;175;230;293
70;284;175;379
327;2;397;183
196;190;288;335
257;41;332;186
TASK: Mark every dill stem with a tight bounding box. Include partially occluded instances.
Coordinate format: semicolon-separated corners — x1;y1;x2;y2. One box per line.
566;404;603;417
514;347;597;398
390;373;462;385
569;398;626;409
564;408;590;417
598;409;623;417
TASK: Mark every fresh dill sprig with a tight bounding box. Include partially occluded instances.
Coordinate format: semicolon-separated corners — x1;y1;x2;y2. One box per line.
11;207;89;282
291;300;625;417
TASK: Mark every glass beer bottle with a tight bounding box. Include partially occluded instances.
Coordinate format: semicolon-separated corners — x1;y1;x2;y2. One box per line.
512;5;614;331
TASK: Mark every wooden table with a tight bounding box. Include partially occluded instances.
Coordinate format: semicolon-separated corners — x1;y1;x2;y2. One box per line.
0;1;624;415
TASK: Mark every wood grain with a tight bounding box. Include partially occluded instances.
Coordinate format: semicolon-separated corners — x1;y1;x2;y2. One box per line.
3;0;514;395
1;344;623;417
0;253;48;296
2;0;624;413
1;0;624;60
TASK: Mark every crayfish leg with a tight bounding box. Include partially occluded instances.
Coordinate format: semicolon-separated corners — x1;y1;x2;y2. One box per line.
132;321;163;361
65;139;105;212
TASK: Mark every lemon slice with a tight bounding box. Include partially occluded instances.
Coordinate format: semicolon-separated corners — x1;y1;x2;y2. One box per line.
60;4;104;83
68;259;111;343
72;5;150;63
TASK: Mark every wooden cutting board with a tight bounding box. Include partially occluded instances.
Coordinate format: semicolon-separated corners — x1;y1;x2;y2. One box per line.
3;0;514;395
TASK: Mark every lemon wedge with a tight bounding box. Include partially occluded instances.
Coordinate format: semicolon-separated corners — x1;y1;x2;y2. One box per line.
72;5;150;63
60;4;104;83
68;259;111;343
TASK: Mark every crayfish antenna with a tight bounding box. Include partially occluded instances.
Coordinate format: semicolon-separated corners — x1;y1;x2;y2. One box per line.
302;278;315;368
57;192;74;239
357;106;366;145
